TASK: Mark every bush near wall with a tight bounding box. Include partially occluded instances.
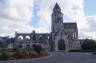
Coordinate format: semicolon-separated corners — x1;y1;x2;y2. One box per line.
82;39;96;50
70;39;96;52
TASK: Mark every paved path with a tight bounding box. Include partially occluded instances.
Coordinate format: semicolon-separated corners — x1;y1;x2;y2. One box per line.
1;52;96;63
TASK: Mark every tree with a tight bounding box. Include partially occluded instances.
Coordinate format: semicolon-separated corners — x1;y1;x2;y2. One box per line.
0;40;6;48
82;39;96;50
33;44;44;54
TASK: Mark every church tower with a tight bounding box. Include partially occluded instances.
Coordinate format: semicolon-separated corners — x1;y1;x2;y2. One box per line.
51;3;63;34
51;3;64;39
51;3;66;51
50;3;81;51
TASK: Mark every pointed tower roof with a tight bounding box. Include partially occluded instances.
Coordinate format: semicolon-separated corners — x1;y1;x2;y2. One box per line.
53;3;61;11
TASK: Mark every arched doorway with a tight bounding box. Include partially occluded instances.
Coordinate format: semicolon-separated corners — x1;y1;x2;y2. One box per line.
58;39;65;50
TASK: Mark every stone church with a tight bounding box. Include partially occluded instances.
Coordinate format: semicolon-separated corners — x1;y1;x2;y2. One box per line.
14;3;81;51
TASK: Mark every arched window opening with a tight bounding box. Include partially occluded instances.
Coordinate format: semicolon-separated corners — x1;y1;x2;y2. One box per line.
26;35;30;40
18;35;23;40
58;39;65;50
48;36;50;39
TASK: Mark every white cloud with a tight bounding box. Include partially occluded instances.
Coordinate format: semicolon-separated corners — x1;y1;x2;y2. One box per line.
0;0;96;39
0;0;33;22
34;0;91;39
84;32;96;39
0;0;34;37
82;16;96;40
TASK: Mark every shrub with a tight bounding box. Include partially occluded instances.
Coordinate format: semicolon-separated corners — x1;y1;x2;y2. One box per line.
34;44;45;54
0;52;2;56
0;49;4;56
82;39;96;50
8;49;14;52
8;52;16;57
29;51;38;56
0;51;10;60
22;51;38;56
40;51;49;55
22;51;29;56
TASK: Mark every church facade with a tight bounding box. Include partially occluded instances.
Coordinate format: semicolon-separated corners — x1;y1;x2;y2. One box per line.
14;3;81;51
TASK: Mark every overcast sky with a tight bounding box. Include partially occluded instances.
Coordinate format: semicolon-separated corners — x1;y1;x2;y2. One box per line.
0;0;96;39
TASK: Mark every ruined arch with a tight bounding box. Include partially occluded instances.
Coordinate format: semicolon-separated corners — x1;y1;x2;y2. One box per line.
39;35;44;43
26;35;30;40
18;35;23;40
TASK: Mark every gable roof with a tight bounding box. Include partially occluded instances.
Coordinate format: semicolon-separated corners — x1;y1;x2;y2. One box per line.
63;23;77;29
53;3;61;12
54;3;60;10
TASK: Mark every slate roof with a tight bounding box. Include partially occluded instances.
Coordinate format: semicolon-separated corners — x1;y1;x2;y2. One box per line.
53;3;61;12
54;3;60;9
63;23;77;29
